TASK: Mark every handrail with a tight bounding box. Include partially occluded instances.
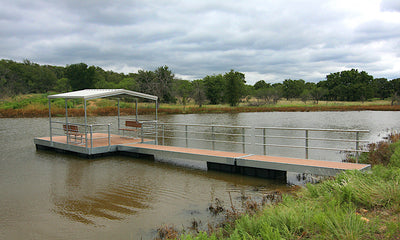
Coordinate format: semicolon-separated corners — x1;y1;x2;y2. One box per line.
157;123;369;162
158;123;251;153
255;126;369;162
49;121;112;153
256;126;369;133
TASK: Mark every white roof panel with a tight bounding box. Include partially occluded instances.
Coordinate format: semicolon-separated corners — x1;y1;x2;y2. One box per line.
48;89;158;100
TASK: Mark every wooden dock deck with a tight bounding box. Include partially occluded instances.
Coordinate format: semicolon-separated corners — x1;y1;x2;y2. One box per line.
35;134;371;179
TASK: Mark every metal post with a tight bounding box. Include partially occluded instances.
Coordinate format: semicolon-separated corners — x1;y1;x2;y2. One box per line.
212;126;215;150
84;100;87;149
108;124;111;148
185;125;188;147
305;130;309;159
155;99;158;144
356;131;360;163
118;98;120;133
49;99;52;145
65;99;69;144
162;124;165;146
242;127;245;153
263;128;266;155
135;98;138;122
141;124;144;143
90;125;93;155
155;99;158;122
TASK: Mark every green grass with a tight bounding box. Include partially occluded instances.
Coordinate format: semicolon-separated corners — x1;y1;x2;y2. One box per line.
179;134;400;240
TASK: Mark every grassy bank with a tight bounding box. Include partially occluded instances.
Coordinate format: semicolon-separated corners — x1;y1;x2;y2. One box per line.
158;133;400;239
1;94;399;118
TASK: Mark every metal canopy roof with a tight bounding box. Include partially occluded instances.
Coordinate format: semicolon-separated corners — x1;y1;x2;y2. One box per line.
48;89;158;101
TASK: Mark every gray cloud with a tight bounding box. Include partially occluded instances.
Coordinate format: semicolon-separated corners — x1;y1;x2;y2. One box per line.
0;0;399;84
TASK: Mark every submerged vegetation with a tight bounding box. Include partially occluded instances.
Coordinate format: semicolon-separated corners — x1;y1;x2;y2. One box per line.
155;133;400;239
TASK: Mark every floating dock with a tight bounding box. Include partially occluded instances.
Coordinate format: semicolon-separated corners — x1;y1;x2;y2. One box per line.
34;133;371;180
35;89;371;181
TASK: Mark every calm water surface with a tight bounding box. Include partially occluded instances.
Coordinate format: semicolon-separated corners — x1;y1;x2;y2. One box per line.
1;111;399;239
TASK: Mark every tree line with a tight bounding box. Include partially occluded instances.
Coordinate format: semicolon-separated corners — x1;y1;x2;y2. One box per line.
1;59;399;106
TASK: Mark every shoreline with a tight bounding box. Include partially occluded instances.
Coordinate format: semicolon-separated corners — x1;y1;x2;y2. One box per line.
1;104;400;118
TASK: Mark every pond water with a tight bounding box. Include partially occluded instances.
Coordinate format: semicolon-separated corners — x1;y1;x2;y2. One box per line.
1;111;399;239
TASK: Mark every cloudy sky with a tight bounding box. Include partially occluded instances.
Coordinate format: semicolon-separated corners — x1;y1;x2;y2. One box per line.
1;0;399;84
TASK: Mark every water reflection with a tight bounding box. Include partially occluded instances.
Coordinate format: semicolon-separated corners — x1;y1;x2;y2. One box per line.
50;159;153;226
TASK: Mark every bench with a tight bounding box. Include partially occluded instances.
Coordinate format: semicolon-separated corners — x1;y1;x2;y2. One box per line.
63;124;84;143
119;120;142;137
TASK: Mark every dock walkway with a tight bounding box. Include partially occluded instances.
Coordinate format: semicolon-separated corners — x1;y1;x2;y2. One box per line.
35;134;371;179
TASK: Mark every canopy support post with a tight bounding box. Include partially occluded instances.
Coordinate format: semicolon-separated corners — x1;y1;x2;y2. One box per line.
135;98;138;122
155;99;158;145
49;99;52;145
84;100;88;149
118;98;120;133
65;99;68;144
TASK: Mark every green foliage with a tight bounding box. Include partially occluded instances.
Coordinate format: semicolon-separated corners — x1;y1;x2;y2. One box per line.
253;80;270;90
182;133;400;240
282;79;306;100
192;80;206;107
54;78;71;92
175;80;193;108
224;70;246;106
65;63;96;90
203;74;225;104
323;69;374;101
1;59;400;108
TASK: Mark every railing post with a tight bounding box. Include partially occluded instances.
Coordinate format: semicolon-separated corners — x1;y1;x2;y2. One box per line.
85;123;88;149
90;125;93;154
162;123;165;146
263;128;266;155
356;131;360;163
211;126;215;150
141;124;144;143
242;127;245;153
305;130;309;159
155;122;158;145
185;125;188;147
108;124;111;148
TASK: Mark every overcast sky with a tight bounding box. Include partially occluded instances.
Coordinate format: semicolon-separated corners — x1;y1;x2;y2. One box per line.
1;0;399;84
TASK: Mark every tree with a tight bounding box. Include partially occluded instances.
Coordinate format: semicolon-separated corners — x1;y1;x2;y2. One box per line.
155;66;175;103
118;77;137;91
390;78;400;105
224;70;246;106
137;69;157;95
254;80;270;90
55;78;71;92
300;89;310;104
175;80;193;110
324;69;373;101
191;80;206;107
282;79;306;100
310;87;327;104
65;63;95;90
271;83;283;104
372;78;390;100
203;74;225;104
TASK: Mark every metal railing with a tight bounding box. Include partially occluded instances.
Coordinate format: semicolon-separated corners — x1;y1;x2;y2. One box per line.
155;123;369;163
50;121;112;154
157;123;252;153
255;127;369;163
